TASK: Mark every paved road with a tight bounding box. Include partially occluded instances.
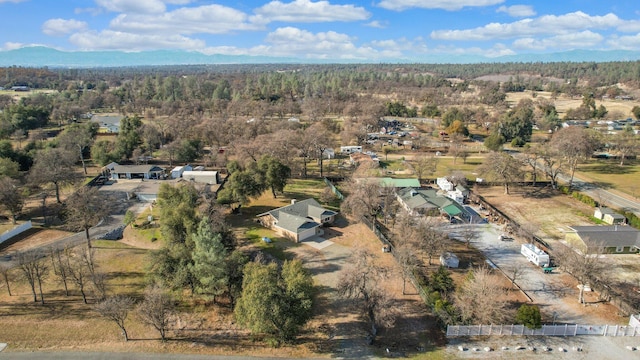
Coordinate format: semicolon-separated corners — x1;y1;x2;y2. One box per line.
0;188;135;267
563;172;640;217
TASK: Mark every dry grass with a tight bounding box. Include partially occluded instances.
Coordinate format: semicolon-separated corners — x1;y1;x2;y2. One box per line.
507;91;640;119
474;185;594;241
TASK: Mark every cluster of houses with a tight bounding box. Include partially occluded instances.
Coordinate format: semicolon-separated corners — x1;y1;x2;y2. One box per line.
254;174;475;246
101;162;223;202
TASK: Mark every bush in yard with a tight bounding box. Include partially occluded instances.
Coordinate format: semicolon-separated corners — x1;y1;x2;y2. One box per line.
516;304;542;329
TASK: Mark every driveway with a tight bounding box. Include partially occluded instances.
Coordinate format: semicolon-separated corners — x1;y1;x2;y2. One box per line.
287;222;376;359
446;221;619;325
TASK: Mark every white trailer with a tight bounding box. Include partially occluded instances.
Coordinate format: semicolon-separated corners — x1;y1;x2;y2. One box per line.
520;243;550;267
340;146;363;154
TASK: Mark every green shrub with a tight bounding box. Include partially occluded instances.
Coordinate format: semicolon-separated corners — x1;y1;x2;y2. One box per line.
510;136;526;147
571;192;598;207
516;304;542;329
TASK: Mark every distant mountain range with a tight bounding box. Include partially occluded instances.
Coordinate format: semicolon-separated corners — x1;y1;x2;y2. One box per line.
1;46;639;68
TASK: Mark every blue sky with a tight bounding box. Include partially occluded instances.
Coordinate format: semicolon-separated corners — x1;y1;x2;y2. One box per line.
1;0;639;60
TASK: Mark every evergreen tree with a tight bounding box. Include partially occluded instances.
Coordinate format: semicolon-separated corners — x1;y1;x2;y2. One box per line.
189;218;228;302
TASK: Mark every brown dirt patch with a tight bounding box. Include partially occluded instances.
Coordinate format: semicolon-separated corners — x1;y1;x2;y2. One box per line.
475;185;594;241
0;228;73;253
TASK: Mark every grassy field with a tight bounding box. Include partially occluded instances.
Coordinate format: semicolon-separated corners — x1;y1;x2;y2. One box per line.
576;158;640;199
507;91;640;119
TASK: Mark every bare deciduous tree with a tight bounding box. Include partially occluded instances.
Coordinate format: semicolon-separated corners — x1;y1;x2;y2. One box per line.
458;225;478;249
95;295;136;341
394;242;419;295
64;247;91;304
0;177;24;224
412;154;438;184
17;251;48;304
409;218;445;265
64;186;110;248
549;127;600;191
340;180;382;228
479;151;524;195
49;247;70;296
0;262;14;296
555;242;607;305
137;285;175;342
29;147;79;203
337;248;395;343
454;267;508;324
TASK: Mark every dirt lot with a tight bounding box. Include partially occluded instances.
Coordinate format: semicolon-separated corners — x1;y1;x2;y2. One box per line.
475;184;594;242
0;227;73;253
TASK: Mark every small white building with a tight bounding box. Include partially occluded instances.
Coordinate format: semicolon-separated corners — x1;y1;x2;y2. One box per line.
440;252;459;268
323;148;335;159
170;164;193;179
437;177;454;191
594;207;626;225
182;170;220;185
340;145;363;154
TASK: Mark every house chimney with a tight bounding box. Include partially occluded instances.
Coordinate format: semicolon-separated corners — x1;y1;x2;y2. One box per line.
291;199;297;205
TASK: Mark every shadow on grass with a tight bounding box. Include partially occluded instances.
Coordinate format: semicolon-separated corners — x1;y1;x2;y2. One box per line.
580;162;638;175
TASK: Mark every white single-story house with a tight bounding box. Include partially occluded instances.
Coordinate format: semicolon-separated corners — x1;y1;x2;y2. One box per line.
171;164;193;179
565;225;640;254
110;164;164;180
594;207;626;225
91;115;124;133
257;199;338;242
182;170;220;185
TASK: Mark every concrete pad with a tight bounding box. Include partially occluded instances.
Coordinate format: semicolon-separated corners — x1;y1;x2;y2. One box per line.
302;236;334;250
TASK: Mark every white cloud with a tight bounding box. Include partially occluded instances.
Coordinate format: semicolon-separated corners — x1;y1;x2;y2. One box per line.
2;42;25;50
109;4;261;35
431;11;621;41
42;18;89;36
513;31;604;51
370;37;427;53
365;20;388;29
377;0;504;11
227;27;385;59
0;0;28;3
496;5;535;17
69;30;205;51
432;43;515;57
253;0;370;23
95;0;167;14
607;33;640;50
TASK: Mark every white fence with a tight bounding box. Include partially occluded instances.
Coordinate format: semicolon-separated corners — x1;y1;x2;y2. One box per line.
0;221;33;244
447;324;640;337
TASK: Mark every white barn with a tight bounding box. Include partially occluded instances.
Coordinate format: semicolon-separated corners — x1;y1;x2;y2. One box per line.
182;170;220;185
171;164;193;179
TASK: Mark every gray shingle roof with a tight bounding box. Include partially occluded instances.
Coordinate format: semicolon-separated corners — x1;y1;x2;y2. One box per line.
570;225;640;248
257;198;337;234
112;164;164;174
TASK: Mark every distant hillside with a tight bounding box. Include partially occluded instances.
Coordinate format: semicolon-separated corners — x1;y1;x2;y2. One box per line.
1;46;640;68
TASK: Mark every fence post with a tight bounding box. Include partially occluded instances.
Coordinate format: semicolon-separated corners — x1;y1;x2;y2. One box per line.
603;325;608;336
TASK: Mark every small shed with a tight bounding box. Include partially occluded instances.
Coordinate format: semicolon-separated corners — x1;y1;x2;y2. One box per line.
182;170;220;185
594;207;626;225
440;252;459;268
171;164;193;179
